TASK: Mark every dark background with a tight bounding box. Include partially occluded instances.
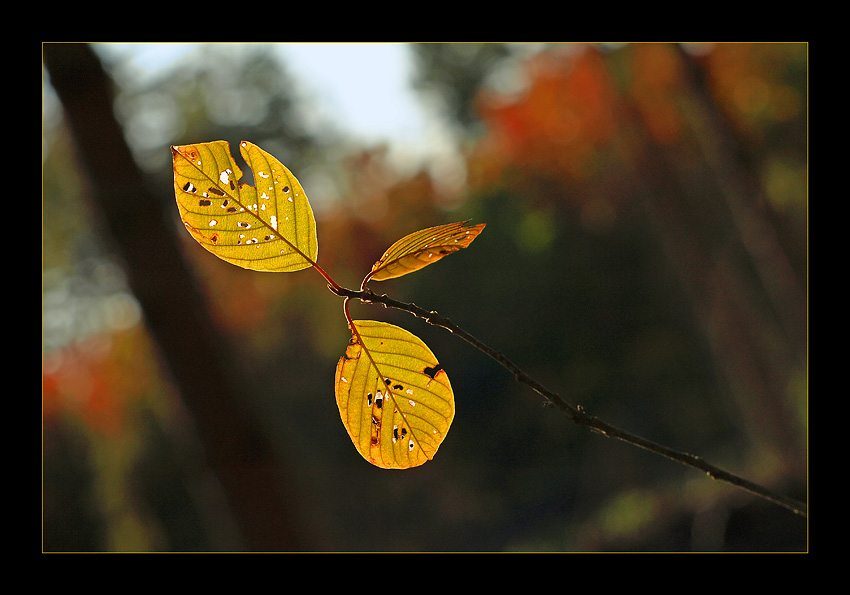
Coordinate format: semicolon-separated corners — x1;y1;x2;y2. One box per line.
42;42;807;552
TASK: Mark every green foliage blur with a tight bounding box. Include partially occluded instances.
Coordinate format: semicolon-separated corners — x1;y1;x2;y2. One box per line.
42;43;807;552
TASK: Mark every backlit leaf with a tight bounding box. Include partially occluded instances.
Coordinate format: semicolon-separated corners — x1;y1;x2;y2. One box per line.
335;320;455;469
366;221;485;283
172;140;318;272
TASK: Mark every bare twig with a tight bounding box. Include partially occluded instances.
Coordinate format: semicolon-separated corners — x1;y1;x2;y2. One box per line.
330;284;807;518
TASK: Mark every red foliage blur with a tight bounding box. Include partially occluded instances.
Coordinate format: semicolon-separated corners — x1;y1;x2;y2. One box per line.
471;47;619;186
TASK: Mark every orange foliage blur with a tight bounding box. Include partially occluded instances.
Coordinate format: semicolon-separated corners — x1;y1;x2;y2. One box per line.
702;43;805;133
43;328;158;437
627;43;686;146
471;47;619;187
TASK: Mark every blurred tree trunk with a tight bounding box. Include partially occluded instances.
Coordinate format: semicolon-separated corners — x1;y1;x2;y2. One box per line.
604;44;806;481
43;42;306;551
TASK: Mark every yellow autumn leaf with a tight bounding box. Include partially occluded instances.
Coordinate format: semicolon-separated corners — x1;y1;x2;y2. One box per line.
172;140;318;272
365;221;485;283
335;320;455;469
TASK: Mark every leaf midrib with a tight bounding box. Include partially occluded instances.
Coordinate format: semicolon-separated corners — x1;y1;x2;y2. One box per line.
177;144;316;268
350;323;436;464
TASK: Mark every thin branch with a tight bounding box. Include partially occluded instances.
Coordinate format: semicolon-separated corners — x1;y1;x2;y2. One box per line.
329;284;807;518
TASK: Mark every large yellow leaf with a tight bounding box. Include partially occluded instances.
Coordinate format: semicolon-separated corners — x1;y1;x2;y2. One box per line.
366;221;485;283
335;320;455;469
172;140;318;272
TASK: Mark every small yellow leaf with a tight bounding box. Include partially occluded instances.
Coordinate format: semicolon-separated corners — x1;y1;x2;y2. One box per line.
335;320;455;469
172;140;318;272
366;221;485;283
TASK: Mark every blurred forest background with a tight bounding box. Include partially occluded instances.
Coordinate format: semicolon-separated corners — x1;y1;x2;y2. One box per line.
42;42;808;552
